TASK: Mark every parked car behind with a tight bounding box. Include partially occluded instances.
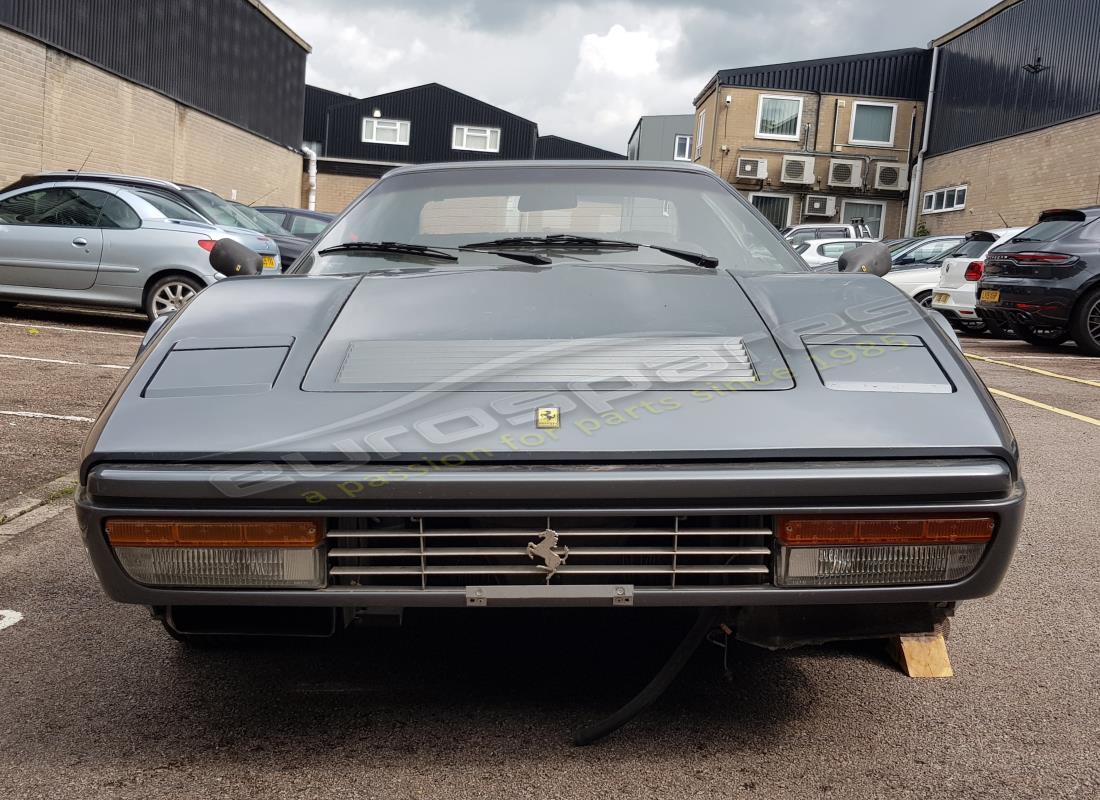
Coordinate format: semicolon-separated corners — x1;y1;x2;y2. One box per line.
254;206;334;239
978;206;1100;353
890;235;965;267
932;228;1025;335
780;221;874;245
229;201;311;267
1;172;281;274
0;181;239;319
794;238;867;267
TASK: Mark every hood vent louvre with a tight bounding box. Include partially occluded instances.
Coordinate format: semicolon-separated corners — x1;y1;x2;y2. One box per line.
335;336;758;390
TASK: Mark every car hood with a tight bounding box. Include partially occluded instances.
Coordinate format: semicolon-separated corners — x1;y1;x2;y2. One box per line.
82;263;1018;473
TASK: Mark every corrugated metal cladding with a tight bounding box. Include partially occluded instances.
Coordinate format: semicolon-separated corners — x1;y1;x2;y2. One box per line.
714;48;932;101
0;0;307;149
928;0;1100;155
304;85;354;147
323;84;538;163
535;136;625;160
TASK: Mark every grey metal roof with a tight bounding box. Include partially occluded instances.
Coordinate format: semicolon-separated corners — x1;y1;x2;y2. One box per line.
703;48;932;102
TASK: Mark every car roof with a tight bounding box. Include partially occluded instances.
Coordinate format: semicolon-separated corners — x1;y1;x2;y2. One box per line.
798;238;867;245
2;179;128;195
383;160;716;177
23;171;183;190
254;206;333;218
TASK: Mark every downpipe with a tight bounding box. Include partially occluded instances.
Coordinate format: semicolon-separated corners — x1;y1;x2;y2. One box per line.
302;145;318;211
905;45;940;236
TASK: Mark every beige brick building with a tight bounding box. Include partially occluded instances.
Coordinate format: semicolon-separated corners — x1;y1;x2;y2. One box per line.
0;3;307;206
918;114;1100;235
691;50;930;239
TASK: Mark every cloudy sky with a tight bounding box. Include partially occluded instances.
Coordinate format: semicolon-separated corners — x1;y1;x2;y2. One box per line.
267;0;994;153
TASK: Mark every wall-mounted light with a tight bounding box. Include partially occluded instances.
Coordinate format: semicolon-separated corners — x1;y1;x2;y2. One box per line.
372;108;382;118
1022;52;1049;74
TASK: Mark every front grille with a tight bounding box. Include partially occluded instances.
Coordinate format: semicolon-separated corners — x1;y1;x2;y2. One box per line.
326;515;773;589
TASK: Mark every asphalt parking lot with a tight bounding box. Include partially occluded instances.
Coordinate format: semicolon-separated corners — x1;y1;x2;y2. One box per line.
0;303;1098;799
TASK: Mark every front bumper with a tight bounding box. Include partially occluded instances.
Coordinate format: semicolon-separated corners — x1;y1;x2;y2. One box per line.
76;459;1025;609
931;285;981;321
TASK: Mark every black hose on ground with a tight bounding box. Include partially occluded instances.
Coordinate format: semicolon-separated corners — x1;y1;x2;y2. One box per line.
572;607;721;746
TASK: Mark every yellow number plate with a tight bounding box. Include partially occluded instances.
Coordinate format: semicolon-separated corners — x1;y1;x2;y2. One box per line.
262;255;277;270
980;289;1000;303
934;293;950;304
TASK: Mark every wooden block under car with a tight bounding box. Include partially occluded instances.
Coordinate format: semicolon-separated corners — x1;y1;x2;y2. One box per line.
888;633;954;678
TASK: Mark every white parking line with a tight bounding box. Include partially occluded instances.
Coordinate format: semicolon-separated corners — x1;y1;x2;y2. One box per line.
0;353;129;370
0;610;24;631
0;410;95;422
0;320;143;338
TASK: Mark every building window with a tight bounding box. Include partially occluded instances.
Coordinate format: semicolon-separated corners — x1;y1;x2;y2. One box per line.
922;185;968;214
362;118;410;145
695;110;705;158
841;199;886;238
453;125;501;153
756;95;803;141
674;135;692;161
849;101;897;147
749;192;793;229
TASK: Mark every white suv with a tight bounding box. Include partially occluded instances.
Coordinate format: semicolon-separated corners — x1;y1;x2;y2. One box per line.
931;228;1025;334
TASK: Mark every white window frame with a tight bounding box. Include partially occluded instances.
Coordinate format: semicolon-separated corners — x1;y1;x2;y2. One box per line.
840;198;888;238
673;134;692;161
748;191;795;228
452;124;501;153
848;100;898;147
755;94;804;141
695;110;706;158
361;117;410;146
921;185;968;214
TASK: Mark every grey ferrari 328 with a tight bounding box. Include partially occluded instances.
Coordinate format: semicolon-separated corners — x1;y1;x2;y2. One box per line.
77;162;1024;650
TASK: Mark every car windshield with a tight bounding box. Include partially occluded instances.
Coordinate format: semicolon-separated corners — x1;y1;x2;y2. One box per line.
132;190;207;223
1013;218;1085;242
297;167;805;275
231;202;292;235
181;188;260;231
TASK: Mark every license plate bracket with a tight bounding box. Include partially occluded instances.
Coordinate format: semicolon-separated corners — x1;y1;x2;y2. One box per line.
465;584;634;607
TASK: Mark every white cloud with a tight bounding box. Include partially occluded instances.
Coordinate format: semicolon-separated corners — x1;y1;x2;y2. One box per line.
578;23;667;78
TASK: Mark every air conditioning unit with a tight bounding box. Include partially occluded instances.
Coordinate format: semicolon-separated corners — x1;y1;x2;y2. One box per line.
874;162;909;191
828;158;863;188
781;155;816;185
735;157;768;180
803;195;837;217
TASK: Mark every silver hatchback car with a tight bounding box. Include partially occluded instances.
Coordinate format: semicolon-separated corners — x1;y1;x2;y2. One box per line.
0;181;280;320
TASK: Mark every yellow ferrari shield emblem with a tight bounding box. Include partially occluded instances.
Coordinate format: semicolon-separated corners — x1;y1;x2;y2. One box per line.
535;407;560;429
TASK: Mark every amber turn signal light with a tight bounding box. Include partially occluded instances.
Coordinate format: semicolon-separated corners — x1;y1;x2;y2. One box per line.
106;519;323;548
776;516;994;546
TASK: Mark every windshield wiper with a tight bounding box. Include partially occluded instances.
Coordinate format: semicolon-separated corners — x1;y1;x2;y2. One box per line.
462;233;719;268
317;241;458;261
316;240;552;266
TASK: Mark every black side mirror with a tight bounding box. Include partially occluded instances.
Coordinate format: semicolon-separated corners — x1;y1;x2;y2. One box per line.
838;242;892;276
209;238;263;277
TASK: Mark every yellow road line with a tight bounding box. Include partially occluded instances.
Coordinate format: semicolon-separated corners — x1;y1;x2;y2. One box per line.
989;388;1100;427
965;352;1100;388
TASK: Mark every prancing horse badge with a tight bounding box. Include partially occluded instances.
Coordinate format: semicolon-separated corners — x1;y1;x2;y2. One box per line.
535;407;560;429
